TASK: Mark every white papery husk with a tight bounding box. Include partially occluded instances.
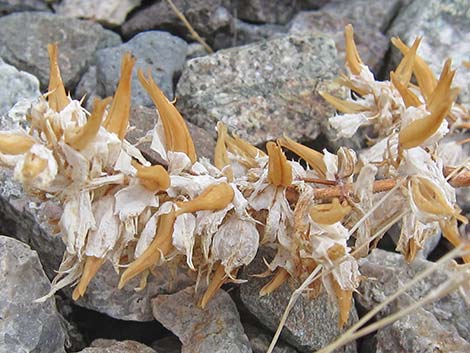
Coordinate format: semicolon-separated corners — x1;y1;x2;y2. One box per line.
211;214;259;275
172;212;197;269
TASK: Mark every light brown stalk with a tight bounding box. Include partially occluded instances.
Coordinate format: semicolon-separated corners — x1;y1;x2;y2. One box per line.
288;169;470;202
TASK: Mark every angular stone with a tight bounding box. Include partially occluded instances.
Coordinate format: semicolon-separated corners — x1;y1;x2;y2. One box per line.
213;18;286;50
239;250;357;353
78;339;157;353
54;0;141;27
121;0;230;45
152;286;252;353
65;261;194;321
176;33;343;145
375;306;470;353
0;236;66;353
0;12;121;89
0;58;40;117
388;0;470;104
74;65;100;111
357;249;470;343
289;0;403;73
95;31;187;104
0;0;50;15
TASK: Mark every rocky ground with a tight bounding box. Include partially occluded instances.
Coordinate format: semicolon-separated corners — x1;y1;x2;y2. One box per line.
0;0;469;352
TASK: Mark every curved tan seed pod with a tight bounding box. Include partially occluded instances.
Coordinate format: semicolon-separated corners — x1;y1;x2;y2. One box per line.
175;182;234;216
138;69;197;163
214;122;233;181
103;52;136;140
259;267;290;296
47;43;69;113
278;136;326;178
344;24;363;75
267;141;292;187
310;198;351;225
72;256;105;300
133;162;171;192
0;132;35;155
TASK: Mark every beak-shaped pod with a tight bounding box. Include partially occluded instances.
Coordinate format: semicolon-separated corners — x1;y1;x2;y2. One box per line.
199;262;228;309
138;69;197;163
133;161;171;192
278;136;326;178
175;182;234;216
399;60;456;150
319;91;367;114
66;97;111;150
72;256;105;300
22;151;47;180
344;24;363;75
103;52;136;140
392;37;437;100
310;198;351;225
47;43;69;113
266;141;292;187
259;267;290;296
410;177;455;217
119;211;177;289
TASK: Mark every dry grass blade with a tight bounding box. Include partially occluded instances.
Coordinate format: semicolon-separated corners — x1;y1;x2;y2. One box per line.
165;0;213;53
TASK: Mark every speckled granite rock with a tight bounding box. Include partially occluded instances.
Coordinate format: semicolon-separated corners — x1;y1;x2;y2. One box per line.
0;0;50;15
357;249;470;345
0;236;66;353
388;0;470;104
239;250;357;353
152;286;252;353
78;339;157;353
122;0;231;44
54;0;141;27
289;0;403;73
0;12;121;89
0;58;40;117
95;31;187;105
176;33;344;145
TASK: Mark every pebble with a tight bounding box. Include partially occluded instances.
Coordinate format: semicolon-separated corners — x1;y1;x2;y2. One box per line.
54;0;141;27
152;286;252;353
77;339;157;353
95;31;188;104
0;12;121;90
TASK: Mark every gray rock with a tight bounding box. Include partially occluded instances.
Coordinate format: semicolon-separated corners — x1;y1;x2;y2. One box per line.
0;236;66;353
229;0;298;25
0;0;50;15
152;286;252;353
74;65;100;111
54;0;141;27
0;58;40;117
65;261;194;321
78;339;157;353
121;0;230;45
54;294;88;352
387;0;470;104
243;323;299;353
152;336;182;353
176;33;344;145
375;306;470;353
239;250;357;353
186;43;210;60
95;31;188;105
387;223;442;259
357;249;470;343
0;12;121;90
289;0;403;73
213;18;286;50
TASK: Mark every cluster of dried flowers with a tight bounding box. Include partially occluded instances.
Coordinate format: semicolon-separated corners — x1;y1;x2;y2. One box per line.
0;25;469;328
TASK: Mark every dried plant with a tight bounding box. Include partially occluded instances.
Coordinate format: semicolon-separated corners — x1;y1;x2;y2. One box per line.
0;25;469;341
